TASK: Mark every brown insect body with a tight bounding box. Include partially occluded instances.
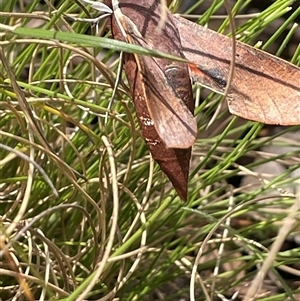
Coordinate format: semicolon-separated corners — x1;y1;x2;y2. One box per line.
108;0;195;200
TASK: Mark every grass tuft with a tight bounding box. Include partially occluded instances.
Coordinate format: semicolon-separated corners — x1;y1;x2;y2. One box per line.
0;0;299;300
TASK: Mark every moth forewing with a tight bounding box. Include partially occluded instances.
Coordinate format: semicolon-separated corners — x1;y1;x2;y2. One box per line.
108;0;196;199
139;57;197;149
113;4;197;148
125;32;196;148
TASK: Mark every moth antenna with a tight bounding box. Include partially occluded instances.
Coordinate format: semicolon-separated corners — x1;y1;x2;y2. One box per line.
79;0;112;13
112;0;128;38
74;0;112;24
112;0;144;40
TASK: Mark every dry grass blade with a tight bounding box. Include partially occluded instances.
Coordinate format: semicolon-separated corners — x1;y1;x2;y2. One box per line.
0;0;299;300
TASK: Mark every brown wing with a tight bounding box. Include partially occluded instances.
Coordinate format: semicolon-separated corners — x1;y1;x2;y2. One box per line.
108;0;196;199
174;15;300;125
129;34;197;148
113;1;197;148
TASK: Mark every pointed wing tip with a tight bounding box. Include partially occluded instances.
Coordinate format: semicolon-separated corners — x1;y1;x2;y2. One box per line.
176;188;188;201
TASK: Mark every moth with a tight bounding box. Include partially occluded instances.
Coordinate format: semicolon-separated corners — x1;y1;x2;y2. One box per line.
106;0;196;200
102;0;300;200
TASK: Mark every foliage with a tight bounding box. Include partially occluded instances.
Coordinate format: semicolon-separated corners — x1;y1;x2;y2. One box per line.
0;0;299;300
